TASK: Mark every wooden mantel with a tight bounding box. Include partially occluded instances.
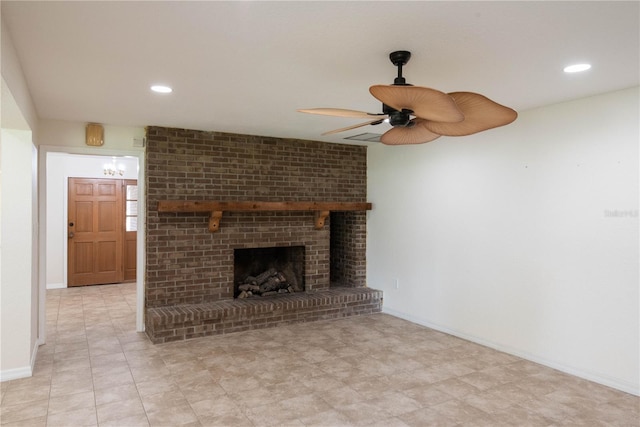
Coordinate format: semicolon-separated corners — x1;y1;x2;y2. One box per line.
157;201;373;232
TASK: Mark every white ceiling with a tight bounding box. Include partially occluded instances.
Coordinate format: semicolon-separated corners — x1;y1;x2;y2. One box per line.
2;1;638;144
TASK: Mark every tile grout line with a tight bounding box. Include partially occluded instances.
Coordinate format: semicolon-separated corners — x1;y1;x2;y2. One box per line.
83;289;100;427
117;284;153;427
42;291;63;426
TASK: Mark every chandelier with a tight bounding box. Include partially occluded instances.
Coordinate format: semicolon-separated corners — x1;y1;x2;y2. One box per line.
103;158;125;176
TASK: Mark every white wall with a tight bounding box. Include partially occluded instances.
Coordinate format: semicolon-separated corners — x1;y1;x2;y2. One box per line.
0;128;37;380
367;86;639;395
46;153;139;288
0;17;44;381
39;119;145;151
1;20;39;136
1;19;40;380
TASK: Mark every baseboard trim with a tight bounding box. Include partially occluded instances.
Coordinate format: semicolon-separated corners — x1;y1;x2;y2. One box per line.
46;282;66;289
0;340;40;383
0;366;31;382
382;307;639;396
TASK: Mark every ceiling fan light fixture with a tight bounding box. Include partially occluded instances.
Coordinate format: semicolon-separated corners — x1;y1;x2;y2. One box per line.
563;63;591;73
388;110;412;127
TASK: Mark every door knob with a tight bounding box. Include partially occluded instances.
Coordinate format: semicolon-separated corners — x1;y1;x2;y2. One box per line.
68;231;75;238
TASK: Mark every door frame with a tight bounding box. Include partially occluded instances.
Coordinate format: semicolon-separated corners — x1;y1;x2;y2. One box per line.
38;145;146;338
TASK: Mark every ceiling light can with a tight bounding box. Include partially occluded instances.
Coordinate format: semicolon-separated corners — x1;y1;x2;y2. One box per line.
151;85;172;93
563;63;591;73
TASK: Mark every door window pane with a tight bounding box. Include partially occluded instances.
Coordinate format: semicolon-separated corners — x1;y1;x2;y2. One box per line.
125;184;138;231
126;185;138;200
126;216;137;232
126;201;138;216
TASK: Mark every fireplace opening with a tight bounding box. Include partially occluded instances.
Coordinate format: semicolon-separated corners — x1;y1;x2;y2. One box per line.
233;246;305;298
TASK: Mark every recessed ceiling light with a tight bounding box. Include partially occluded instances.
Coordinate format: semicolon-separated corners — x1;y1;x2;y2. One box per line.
151;85;172;93
563;63;591;73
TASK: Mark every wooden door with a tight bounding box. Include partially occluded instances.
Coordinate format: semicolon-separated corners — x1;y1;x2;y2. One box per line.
123;180;138;282
68;178;123;286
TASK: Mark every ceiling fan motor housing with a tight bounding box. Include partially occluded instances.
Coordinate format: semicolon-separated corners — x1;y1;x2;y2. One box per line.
388;109;412;127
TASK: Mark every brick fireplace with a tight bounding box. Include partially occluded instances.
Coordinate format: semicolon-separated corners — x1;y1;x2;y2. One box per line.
144;127;382;343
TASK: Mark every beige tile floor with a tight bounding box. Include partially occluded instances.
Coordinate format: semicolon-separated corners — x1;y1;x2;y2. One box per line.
1;283;638;426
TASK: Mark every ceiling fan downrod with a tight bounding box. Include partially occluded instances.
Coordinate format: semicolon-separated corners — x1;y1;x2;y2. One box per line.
384;50;414;126
389;50;411;86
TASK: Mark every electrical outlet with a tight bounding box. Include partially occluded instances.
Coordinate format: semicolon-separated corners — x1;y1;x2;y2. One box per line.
394;278;399;289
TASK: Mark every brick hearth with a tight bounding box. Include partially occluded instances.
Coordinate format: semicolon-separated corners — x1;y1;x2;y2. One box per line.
146;288;383;344
144;126;381;342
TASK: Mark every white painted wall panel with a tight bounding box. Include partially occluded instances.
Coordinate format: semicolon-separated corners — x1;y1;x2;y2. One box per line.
0;129;35;379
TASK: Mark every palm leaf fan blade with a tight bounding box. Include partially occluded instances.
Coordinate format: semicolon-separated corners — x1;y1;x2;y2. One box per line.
380;119;441;145
369;85;464;123
423;92;518;136
297;108;382;119
322;119;383;136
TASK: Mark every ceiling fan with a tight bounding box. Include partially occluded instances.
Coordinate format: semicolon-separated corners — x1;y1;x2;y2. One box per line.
298;50;518;145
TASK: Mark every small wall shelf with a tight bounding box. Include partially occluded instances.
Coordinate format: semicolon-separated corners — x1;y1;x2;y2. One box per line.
156;201;372;232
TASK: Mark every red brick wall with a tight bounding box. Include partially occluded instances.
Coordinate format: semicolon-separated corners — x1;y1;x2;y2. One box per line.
145;127;368;308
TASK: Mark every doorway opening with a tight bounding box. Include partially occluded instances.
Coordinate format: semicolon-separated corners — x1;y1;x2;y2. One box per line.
41;146;145;339
45;153;138;289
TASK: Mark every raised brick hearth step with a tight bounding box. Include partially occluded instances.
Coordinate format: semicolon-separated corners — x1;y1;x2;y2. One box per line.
145;287;383;344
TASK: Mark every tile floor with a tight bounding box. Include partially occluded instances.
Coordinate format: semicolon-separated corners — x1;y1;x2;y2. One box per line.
1;283;638;426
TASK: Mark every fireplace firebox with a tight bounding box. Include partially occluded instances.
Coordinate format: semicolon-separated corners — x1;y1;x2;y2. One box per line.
233;246;305;298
